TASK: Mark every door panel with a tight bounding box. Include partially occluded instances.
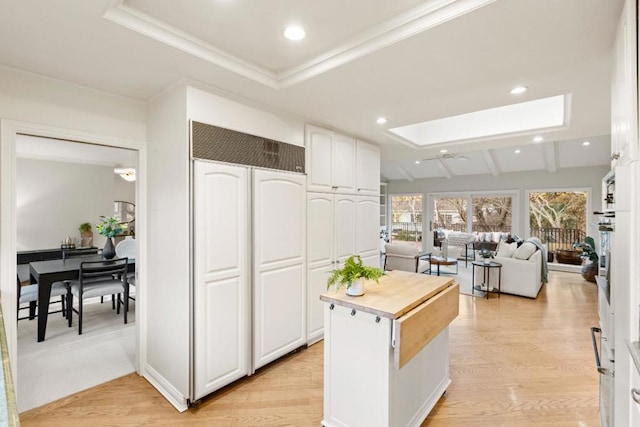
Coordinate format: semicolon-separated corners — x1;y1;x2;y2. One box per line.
307;193;334;266
334;195;356;263
193;161;249;400
306;125;333;192
332;133;356;193
253;169;306;370
357;196;380;254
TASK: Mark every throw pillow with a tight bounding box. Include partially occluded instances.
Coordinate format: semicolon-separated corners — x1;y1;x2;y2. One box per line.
513;242;537;260
496;241;517;258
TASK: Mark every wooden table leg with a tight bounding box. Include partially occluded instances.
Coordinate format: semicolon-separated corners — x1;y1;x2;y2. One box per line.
37;278;53;342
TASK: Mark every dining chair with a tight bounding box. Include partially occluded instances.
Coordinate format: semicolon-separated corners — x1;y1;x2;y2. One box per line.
66;257;129;335
17;274;68;321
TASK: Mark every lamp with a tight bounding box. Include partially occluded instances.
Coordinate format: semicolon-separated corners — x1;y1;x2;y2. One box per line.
114;167;136;182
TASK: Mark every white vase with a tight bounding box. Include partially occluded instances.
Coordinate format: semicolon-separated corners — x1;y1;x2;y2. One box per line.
483;258;491;264
346;279;364;296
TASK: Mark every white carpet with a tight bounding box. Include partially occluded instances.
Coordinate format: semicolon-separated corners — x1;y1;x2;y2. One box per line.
17;297;136;412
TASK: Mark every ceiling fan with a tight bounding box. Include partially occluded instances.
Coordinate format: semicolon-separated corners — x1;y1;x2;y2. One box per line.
419;153;469;162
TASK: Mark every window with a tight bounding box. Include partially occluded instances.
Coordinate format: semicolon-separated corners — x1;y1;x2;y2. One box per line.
390;194;423;248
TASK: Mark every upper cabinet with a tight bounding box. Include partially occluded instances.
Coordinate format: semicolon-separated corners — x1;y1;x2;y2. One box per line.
611;0;638;166
356;140;380;195
305;124;379;195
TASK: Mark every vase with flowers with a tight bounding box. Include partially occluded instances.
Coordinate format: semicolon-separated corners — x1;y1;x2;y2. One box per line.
96;215;127;259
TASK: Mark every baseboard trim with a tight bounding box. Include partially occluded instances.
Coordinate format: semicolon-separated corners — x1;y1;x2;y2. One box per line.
143;364;188;412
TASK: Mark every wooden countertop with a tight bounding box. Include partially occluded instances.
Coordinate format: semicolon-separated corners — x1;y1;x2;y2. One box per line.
320;270;454;320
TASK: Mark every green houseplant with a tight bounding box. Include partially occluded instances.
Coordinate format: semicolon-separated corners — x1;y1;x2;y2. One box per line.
78;222;93;247
574;236;599;283
327;255;385;297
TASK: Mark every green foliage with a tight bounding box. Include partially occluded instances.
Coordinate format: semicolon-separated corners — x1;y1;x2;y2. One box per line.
95;215;127;238
327;255;385;290
573;236;599;263
78;222;92;233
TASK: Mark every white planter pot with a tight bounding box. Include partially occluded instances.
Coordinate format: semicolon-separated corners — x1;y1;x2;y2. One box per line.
483;258;491;264
346;279;365;296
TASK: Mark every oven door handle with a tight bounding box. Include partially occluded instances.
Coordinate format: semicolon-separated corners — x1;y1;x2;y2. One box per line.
591;327;614;377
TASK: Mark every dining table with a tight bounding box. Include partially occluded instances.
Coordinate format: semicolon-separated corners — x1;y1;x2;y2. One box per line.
29;255;135;342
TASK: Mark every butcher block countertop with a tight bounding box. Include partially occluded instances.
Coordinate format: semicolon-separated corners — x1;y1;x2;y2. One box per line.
320;270;455;320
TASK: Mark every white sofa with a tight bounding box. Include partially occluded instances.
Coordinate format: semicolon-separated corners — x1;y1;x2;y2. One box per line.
473;249;543;298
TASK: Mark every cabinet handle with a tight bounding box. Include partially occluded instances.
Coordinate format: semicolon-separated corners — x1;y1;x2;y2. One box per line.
632;388;640;404
611;153;620;160
590;327;614;376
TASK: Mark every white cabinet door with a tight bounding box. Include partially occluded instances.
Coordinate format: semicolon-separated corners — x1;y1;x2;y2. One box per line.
306;124;334;192
611;0;638;166
307;193;334;343
193;161;249;400
253;169;307;369
356;140;380;195
356;196;380;255
332;133;356;193
334;195;357;264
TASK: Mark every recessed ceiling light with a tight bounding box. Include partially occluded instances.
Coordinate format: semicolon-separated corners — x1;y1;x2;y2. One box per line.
582;141;591;146
533;136;544;142
376;117;388;125
440;149;448;153
510;86;527;95
284;25;306;41
415;160;421;164
514;149;521;154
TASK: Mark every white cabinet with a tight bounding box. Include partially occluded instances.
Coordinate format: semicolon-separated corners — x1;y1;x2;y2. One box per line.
611;0;638;166
305;124;356;193
306;193;379;344
306;193;357;344
193;162;307;399
356;140;381;195
253;169;307;370
193;162;250;400
305;124;380;196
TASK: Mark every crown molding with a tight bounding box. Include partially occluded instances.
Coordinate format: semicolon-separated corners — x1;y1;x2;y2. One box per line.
103;0;495;89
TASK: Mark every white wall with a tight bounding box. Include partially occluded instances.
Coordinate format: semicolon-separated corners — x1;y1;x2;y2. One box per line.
387;165;610;239
0;65;146;140
16;158;134;250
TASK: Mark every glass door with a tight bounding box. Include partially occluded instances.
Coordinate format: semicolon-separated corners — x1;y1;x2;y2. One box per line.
390;194;423;249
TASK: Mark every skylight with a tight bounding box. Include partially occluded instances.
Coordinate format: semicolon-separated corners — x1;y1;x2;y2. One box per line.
388;95;570;147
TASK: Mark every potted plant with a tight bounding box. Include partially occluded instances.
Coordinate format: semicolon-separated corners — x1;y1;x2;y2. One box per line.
574;236;599;283
326;255;385;297
96;215;127;259
478;248;494;264
78;222;93;247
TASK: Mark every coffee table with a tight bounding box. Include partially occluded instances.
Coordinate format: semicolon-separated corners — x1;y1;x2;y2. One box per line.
429;256;458;276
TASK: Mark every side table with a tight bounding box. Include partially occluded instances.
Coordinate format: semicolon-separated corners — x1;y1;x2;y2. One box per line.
471;261;502;299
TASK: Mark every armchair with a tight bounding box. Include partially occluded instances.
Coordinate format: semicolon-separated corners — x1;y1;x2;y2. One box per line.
383;243;431;273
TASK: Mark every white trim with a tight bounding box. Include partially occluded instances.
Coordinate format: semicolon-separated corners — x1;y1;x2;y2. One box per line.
0;119;147;405
103;0;495;89
543;141;558;172
143;365;188;412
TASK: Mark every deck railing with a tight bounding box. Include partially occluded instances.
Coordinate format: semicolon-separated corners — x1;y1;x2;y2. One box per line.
529;227;586;252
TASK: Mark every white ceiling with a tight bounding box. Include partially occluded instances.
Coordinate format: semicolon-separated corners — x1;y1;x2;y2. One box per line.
0;0;623;180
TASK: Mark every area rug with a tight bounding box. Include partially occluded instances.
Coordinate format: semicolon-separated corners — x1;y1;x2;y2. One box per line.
431;263;482;297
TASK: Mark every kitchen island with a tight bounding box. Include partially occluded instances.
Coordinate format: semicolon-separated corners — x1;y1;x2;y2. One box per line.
320;270;459;427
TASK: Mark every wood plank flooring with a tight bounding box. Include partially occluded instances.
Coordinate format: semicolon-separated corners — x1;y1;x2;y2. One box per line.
20;271;599;426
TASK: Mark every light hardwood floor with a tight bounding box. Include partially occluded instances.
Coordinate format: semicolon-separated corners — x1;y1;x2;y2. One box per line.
21;271;599;426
